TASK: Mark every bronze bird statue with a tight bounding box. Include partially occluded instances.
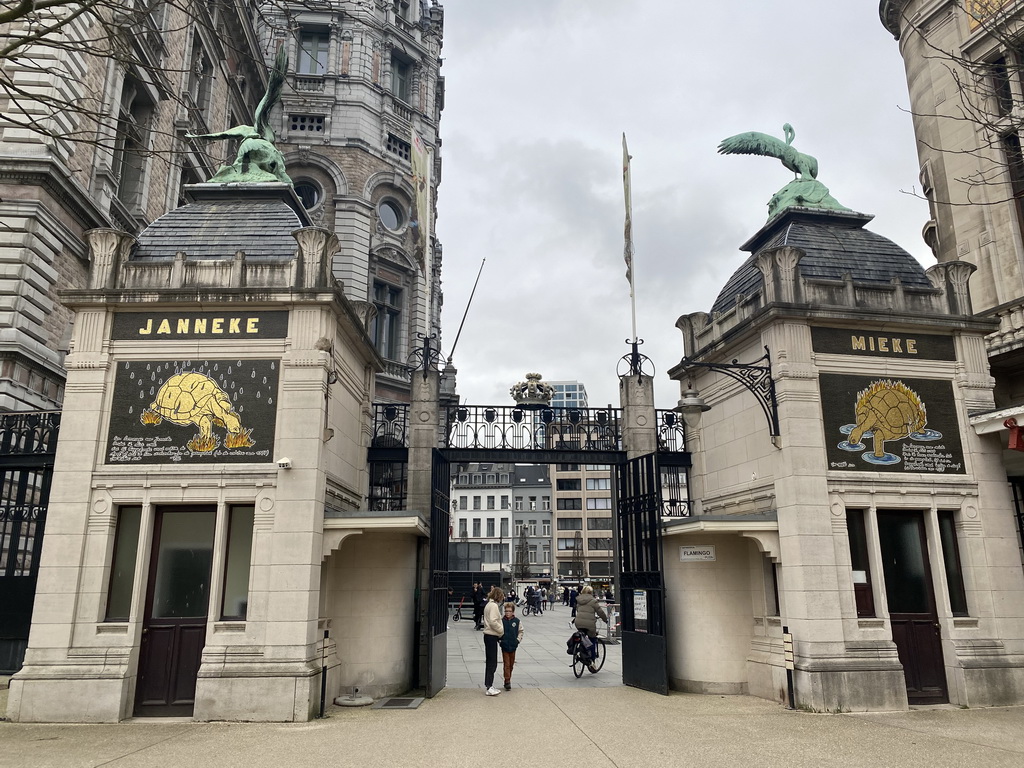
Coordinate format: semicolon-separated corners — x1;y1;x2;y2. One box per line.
717;123;818;180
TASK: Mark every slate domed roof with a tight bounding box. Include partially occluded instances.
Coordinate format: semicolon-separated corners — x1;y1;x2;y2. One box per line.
132;184;307;260
710;208;932;314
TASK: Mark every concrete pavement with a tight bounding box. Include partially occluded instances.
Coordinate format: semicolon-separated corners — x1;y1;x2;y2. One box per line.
445;598;621;689
3;605;1023;767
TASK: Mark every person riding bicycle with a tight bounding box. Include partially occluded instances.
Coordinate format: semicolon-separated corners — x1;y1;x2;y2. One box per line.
573;585;608;670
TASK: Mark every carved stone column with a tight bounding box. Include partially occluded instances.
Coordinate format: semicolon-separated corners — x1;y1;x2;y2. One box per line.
85;228;135;290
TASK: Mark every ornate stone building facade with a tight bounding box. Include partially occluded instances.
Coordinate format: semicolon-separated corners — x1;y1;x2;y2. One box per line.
266;1;445;402
879;1;1024;514
0;2;266;412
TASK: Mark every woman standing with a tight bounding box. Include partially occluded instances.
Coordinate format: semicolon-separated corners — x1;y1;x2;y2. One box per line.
573;585;608;671
482;586;506;696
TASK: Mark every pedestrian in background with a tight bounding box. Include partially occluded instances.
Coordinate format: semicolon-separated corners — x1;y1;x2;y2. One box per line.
500;601;524;691
472;582;485;630
569;588;578;619
483;586;506;696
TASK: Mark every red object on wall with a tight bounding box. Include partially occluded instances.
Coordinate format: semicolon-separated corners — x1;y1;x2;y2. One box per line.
1006;418;1024;452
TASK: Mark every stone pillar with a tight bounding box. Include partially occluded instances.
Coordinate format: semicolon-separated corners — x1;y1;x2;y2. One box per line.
406;368;440;515
619;373;658;460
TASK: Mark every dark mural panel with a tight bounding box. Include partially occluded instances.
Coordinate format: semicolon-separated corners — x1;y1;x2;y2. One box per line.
106;360;279;464
820;373;965;474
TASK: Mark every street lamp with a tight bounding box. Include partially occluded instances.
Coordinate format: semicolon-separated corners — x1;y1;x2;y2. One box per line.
673;345;780;439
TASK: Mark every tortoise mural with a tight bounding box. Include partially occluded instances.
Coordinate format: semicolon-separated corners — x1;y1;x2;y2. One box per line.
839;379;929;465
140;372;255;452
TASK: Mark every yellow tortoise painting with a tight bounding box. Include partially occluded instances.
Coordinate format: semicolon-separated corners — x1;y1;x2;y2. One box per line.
140;372;255;452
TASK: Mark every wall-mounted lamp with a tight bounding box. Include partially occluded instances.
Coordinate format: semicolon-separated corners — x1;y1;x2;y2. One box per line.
673;345;780;439
277;457;292;469
675;384;711;428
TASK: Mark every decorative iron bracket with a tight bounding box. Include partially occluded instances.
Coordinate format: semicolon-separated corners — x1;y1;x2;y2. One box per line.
676;346;780;437
406;333;443;380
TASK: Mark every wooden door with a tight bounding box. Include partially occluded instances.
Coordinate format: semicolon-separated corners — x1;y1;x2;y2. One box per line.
878;511;947;704
134;507;216;717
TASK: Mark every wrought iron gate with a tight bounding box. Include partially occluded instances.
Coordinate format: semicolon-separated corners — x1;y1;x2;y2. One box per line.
616;452;669;695
426;448;450;697
0;411;60;673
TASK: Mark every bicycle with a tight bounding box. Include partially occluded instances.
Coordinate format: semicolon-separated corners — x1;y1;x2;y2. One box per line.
522;601;542;617
569;629;605;677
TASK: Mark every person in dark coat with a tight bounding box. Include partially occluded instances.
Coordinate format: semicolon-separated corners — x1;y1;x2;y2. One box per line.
569;588;578;618
499;602;524;691
472;582;486;630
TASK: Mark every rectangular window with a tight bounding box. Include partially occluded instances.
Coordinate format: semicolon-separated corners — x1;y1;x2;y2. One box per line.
500;518;509;538
846;509;875;617
557;479;581;491
542;521;551;536
557;518;583;530
458;474;469;484
1003;132;1024;246
472;518;481;537
221;504;254;620
586;478;611;491
585;464;611;471
528;520;537;536
370;281;402;360
472;474;482;484
938;511;969;616
990;56;1014;117
764;556;780;617
557;498;581;510
486;474;496;484
557;537;579;551
391;55;411;102
515;499;523;511
587;537;612;550
459;496;467;510
473;496;481;510
298;31;329;75
500;495;510;510
528;546;537;564
486;495;495;510
542;496;550;510
557;464;579;472
542;545;550;564
486;518;495;537
587;517;613;530
458;519;468;538
105;505;142;621
587;497;612;510
500;474;510;484
529;496;537;511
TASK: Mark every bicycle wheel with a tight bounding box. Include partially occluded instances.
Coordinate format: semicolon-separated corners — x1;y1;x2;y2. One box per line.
571;646;586;678
589;639;605;673
452;609;461;622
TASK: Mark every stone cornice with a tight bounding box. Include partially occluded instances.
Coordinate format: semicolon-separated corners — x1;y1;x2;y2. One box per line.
880;0;911;38
0;155;109;232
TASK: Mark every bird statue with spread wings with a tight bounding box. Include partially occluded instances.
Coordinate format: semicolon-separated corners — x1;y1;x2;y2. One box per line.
717;123;818;180
187;47;292;185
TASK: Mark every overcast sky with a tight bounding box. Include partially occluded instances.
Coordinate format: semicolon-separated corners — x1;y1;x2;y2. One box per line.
433;1;928;410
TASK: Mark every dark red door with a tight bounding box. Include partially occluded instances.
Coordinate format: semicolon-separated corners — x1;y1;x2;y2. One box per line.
878;511;947;704
134;507;216;717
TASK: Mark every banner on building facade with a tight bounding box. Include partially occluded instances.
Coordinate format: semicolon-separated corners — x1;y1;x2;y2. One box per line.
111;311;288;341
819;373;965;474
106;359;279;464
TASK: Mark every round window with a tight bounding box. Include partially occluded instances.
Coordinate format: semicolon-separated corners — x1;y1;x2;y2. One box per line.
378;200;403;231
294;180;321;210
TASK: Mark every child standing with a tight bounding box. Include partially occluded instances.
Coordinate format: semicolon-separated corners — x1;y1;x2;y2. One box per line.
500;602;524;691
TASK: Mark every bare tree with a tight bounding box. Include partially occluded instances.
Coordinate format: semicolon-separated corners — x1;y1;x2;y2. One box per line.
893;2;1024;207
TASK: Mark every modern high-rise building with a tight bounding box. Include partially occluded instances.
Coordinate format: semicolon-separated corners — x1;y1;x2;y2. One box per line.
549;380;589;410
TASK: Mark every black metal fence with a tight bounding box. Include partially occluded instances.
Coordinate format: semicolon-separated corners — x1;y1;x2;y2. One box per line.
0;411;60;673
445;405;622;451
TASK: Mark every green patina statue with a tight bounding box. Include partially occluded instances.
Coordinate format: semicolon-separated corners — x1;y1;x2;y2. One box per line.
717;123;849;219
187;48;292;185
